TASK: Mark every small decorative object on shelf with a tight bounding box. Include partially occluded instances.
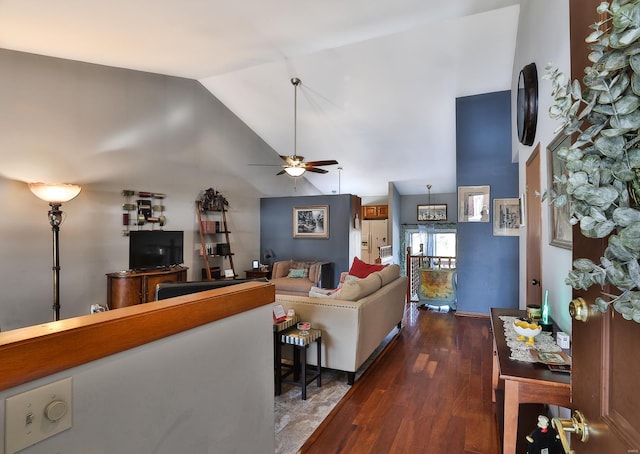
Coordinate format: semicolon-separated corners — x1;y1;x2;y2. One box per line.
297;321;311;336
526;415;562;454
273;304;287;323
540;290;553;332
121;190;167;236
200;188;229;211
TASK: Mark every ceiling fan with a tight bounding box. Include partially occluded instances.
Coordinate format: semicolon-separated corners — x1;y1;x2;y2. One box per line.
251;77;338;177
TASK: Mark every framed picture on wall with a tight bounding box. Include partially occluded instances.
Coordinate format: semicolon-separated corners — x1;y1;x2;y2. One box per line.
457;185;490;222
417;204;447;221
547;130;572;249
293;205;329;238
493;198;521;236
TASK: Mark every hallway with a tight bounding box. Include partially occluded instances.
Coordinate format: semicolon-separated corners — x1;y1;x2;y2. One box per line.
301;304;501;453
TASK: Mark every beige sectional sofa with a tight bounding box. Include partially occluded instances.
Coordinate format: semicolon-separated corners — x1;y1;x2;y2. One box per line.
275;264;407;384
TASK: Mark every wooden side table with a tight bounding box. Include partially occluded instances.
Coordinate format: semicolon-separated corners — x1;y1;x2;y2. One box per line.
277;327;322;400
245;269;270;279
490;308;571;454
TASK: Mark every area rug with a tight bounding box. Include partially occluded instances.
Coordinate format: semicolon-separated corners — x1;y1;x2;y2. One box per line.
274;329;399;454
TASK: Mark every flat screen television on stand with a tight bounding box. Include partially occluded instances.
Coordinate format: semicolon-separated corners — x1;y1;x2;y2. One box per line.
129;230;184;271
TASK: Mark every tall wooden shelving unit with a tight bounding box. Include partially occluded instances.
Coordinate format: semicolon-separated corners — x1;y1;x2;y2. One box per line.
196;200;236;280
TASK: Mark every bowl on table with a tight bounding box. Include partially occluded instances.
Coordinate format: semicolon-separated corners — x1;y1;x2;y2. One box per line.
513;319;542;346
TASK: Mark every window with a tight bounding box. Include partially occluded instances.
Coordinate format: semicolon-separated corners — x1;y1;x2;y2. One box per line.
407;228;456;257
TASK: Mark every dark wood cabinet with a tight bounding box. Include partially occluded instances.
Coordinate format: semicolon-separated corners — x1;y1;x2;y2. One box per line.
362;205;388;220
245;269;270;279
106;266;188;309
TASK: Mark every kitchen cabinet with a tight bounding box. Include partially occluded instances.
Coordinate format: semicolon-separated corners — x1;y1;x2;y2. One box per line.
362;205;388;220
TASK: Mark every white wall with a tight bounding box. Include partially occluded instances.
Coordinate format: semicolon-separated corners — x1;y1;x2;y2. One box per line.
513;0;573;332
0;304;274;453
0;49;319;330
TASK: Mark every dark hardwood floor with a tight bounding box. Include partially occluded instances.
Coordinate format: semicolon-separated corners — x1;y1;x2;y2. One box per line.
300;303;501;454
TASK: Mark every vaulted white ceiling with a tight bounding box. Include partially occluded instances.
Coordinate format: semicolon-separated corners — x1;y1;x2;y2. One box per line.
0;0;520;197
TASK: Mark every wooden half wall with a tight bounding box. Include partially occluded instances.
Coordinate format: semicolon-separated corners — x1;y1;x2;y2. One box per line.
0;281;275;392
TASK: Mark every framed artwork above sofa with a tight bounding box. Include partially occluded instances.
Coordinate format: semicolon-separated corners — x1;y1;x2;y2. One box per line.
293;205;329;238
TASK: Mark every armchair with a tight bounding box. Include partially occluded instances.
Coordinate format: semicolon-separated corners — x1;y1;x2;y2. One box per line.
270;260;333;296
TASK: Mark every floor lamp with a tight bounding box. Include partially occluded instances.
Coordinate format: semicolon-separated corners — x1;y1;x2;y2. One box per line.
29;182;82;321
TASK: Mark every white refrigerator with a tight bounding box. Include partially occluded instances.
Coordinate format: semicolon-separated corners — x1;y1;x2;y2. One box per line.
361;219;388;263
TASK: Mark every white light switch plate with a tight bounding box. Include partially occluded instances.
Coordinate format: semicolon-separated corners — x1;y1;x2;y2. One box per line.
5;377;72;453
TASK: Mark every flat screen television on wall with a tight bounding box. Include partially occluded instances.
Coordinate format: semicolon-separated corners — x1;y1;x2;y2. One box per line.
129;230;184;271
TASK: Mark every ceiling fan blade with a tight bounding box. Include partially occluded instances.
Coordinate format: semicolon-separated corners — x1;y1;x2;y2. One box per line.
276;169;287;175
304;160;338;167
306;167;329;174
248;163;284;167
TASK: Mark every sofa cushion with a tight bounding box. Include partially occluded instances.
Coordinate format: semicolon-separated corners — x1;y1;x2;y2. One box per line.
348;256;386;278
375;264;400;286
337;272;382;301
271;277;314;294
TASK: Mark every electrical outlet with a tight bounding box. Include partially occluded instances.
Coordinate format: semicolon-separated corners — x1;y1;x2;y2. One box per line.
5;377;72;453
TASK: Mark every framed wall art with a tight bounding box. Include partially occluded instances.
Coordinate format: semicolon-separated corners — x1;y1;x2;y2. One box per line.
547;131;572;249
417;204;447;221
293;205;329;238
457;185;490;222
493;198;521;236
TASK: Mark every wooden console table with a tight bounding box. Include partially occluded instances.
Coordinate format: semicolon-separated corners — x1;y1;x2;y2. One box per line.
490;308;571;454
107;266;188;309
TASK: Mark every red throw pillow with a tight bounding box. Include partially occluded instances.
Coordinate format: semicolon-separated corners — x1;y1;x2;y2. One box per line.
348;257;386;279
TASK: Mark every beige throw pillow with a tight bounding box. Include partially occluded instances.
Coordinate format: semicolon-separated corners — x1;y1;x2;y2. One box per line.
376;264;400;286
336;272;382;301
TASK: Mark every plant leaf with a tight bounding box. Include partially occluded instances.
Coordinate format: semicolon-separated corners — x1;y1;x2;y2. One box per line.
614;94;640;114
619;26;640;45
619;221;640;249
613;3;638;31
594;135;626;158
613;207;640;225
611;108;640;128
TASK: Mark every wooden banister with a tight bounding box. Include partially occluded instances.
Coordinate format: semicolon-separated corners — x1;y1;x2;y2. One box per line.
0;281;275;392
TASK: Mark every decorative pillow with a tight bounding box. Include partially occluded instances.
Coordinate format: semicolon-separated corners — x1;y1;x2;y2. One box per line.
290;260;315;271
348;256;387;278
337;272;382;301
287;268;307;278
376;264;400;286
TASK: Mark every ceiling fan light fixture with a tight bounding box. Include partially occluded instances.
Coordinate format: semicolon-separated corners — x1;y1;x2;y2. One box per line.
284;166;305;177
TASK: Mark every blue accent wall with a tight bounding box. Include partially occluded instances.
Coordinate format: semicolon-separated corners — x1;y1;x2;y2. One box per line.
260;194;357;286
456;91;519;314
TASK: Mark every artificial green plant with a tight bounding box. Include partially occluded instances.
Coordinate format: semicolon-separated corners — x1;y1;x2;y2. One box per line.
544;0;640;322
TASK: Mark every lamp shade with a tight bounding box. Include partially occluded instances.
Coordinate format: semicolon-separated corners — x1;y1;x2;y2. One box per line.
29;182;82;203
284;167;305;177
